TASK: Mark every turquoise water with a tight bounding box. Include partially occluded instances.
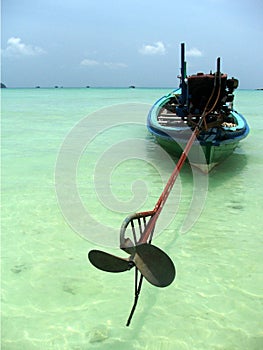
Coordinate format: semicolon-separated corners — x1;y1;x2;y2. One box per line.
1;88;263;349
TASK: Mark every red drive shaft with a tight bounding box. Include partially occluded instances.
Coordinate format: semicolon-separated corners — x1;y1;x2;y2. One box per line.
139;126;200;244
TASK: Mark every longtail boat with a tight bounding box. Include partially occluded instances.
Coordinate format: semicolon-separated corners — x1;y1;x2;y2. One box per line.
147;43;249;172
87;43;250;326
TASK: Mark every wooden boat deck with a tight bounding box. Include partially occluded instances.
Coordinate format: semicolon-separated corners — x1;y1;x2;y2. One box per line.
157;108;187;127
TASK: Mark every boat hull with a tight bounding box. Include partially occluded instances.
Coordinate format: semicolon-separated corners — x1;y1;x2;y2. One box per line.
147;91;250;172
153;134;240;172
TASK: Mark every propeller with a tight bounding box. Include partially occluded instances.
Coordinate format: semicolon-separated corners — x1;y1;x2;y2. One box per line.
88;243;175;287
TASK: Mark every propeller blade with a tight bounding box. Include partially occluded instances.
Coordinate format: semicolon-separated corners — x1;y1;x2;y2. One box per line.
133;244;176;287
88;250;134;273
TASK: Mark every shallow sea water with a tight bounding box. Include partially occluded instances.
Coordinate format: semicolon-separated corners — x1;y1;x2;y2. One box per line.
1;88;263;349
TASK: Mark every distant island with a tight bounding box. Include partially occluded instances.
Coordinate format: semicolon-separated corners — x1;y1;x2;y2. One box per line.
1;83;7;88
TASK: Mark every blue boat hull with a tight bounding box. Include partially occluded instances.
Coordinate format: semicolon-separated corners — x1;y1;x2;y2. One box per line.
147;91;250;172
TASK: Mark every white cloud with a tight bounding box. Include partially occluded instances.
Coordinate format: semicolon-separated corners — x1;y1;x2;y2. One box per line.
80;59;99;66
103;62;127;69
2;37;46;57
185;48;203;57
139;41;166;55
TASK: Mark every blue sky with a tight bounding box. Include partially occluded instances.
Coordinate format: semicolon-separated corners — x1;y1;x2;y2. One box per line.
1;0;262;88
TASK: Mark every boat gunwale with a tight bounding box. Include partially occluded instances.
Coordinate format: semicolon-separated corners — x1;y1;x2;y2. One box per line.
147;91;250;146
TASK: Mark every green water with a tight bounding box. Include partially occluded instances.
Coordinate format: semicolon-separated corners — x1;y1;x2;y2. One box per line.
1;88;263;349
